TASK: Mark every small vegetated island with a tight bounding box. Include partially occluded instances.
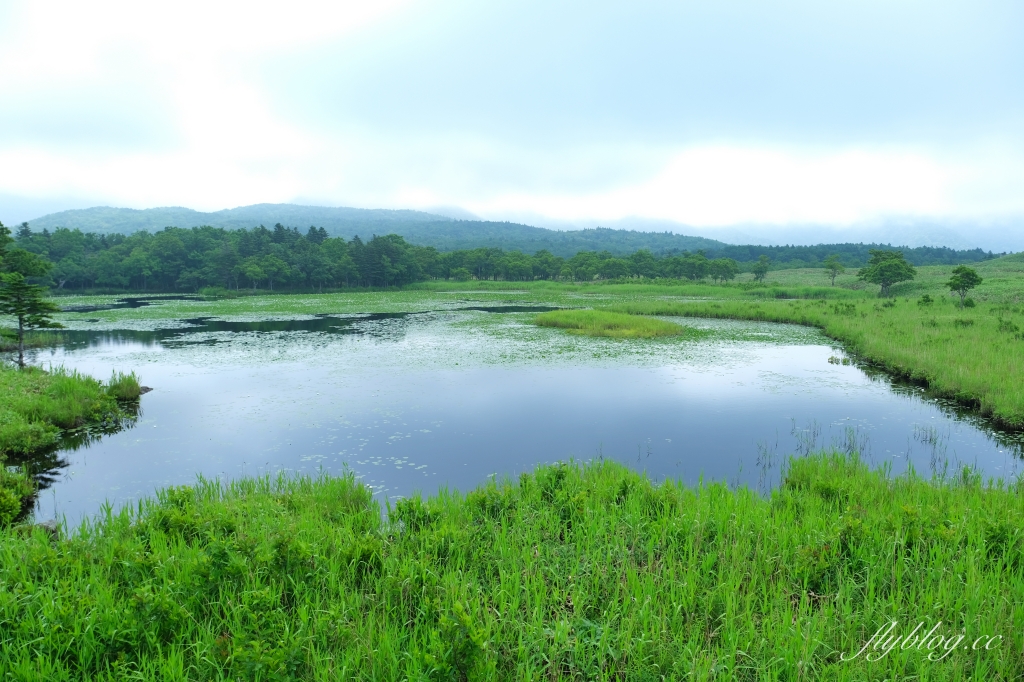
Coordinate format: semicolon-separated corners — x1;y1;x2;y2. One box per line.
1;218;1023;678
534;309;702;339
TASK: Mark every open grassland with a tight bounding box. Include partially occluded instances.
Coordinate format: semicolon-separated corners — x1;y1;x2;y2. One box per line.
735;252;1024;304
1;455;1021;680
534;309;695;339
412;277;865;301
48;253;1020;325
602;296;1024;429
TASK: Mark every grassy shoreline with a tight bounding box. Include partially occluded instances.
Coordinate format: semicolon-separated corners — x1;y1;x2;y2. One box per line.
601;297;1024;430
1;454;1020;680
0;365;142;525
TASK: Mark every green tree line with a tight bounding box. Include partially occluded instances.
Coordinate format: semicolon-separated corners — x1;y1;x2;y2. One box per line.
9;222;748;291
6;221;1000;293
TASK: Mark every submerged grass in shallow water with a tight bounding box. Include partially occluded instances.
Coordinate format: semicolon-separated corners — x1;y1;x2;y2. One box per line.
1;454;1021;680
534;309;693;339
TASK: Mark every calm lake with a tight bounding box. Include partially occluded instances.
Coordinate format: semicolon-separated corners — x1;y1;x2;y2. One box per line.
20;302;1024;524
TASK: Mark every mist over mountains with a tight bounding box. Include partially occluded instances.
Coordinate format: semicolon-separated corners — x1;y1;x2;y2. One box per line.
20;204;729;257
17;203;1022;256
507;215;1024;253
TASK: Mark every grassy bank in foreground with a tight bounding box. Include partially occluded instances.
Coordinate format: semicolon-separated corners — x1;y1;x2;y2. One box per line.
2;455;1021;680
604;297;1024;429
534;309;696;339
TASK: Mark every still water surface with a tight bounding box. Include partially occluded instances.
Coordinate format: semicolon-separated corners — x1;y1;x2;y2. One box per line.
21;307;1024;524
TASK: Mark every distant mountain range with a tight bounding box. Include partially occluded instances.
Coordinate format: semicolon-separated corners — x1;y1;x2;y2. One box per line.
18;203;1019;257
23;204;730;257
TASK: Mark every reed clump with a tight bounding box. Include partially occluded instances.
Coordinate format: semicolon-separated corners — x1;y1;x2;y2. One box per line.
105;370;143;401
1;455;1021;680
534;309;693;338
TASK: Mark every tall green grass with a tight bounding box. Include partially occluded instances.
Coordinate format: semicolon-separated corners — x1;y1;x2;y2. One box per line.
0;366;142;456
1;454;1020;680
534;309;695;338
0;467;33;526
0;365;144;524
105;370;143;401
0;329;64;352
603;297;1024;429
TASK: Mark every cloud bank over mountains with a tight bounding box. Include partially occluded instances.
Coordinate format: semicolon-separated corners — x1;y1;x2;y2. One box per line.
1;0;1023;246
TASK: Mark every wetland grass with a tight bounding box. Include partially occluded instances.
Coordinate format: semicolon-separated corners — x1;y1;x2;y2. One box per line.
1;454;1020;680
105;370;143;401
0;329;64;352
534;309;691;338
0;366;143;522
603;297;1024;429
0;366;142;455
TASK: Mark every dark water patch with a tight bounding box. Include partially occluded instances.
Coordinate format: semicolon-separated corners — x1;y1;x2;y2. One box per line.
55;308;556;350
55;313;418;349
456;305;560;313
61;295;199;313
838;354;1024;452
178;312;413;334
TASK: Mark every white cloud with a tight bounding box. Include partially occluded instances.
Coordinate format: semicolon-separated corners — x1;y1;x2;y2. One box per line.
463;145;955;226
1;0;1023;231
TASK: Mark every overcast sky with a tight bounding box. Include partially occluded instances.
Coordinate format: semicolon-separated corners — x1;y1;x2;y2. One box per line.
1;0;1023;231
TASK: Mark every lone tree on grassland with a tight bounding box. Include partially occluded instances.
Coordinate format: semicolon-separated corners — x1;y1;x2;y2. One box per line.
857;249;916;297
823;254;845;286
0;273;63;368
947;265;982;308
751;255;771;282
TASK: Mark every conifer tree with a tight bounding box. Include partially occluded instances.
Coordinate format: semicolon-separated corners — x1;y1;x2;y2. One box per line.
0;273;63;368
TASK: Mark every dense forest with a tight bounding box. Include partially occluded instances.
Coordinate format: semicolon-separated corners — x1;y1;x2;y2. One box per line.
4;221;1001;293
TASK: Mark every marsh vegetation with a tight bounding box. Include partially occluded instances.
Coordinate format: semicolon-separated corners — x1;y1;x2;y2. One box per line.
1;241;1022;679
533;309;696;338
2;454;1021;680
0;366;141;523
602;296;1024;429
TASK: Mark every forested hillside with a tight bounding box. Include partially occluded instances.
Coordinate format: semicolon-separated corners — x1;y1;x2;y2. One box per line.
21;204;1000;264
26;204;444;236
8;223;735;290
25;204;727;256
5;220;1001;293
